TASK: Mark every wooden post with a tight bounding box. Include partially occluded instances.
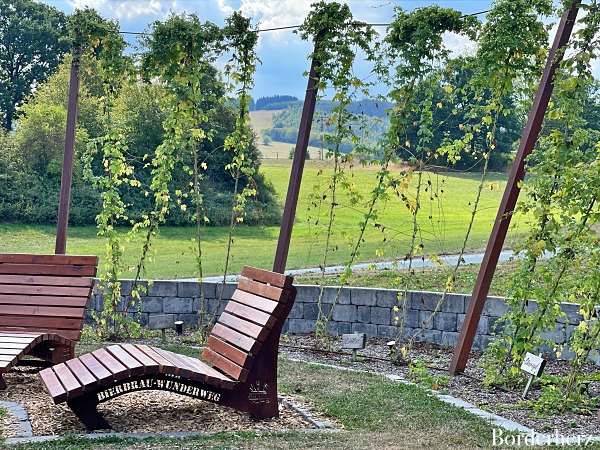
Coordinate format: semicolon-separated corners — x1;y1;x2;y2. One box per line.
55;50;81;255
449;2;581;375
272;45;321;274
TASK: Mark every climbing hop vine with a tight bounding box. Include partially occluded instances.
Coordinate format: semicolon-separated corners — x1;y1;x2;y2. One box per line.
139;15;224;337
73;9;137;339
483;1;600;410
220;12;260;296
372;5;479;361
297;1;375;341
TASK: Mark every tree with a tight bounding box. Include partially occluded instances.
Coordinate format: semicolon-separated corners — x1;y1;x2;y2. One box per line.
0;0;69;130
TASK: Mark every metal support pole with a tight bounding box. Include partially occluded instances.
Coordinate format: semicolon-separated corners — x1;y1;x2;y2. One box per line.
449;2;580;375
55;51;81;255
273;47;321;274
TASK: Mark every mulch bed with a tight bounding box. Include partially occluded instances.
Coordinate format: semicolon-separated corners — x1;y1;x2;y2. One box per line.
280;334;600;437
0;367;315;437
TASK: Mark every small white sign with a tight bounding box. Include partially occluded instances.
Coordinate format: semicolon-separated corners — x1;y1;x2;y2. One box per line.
521;352;546;377
341;333;366;350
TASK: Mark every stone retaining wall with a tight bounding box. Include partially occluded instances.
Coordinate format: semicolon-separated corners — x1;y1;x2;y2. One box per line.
88;280;592;359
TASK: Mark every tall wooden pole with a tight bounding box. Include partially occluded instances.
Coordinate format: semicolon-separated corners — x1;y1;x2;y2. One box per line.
449;2;581;375
55;51;81;255
273;46;321;274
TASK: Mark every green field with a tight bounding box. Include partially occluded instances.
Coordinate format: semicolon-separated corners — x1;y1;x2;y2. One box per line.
250;109;323;159
0;159;525;279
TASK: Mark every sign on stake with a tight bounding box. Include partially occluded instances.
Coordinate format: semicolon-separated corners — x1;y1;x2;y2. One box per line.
521;352;546;399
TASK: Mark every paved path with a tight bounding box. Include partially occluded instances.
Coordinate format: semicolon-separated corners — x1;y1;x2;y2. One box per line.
191;249;521;283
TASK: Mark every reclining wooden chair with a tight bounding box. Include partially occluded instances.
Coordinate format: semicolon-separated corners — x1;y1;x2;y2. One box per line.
40;266;296;431
0;253;98;389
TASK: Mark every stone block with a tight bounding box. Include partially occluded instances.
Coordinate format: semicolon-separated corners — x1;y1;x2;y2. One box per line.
411;291;440;311
357;306;371;323
216;283;236;301
328;321;351;335
350;288;377;306
141;297;163;314
481;297;509;317
419;311;434;330
402;310;419;328
200;282;217;299
332;304;356;322
295;285;320;303
377;289;400;308
377;325;399;339
129;312;148;326
415;329;442;345
177;282;200;298
288;319;315;334
148;281;178;297
352;322;378;337
440;331;459;348
560;303;583;325
163;297;193;314
474;334;493;350
541;325;566;345
433;312;457;332
176;313;198;327
303;303;319;320
442;294;466;314
148;313;175;330
457;314;489;335
370;307;391;325
288;302;304;319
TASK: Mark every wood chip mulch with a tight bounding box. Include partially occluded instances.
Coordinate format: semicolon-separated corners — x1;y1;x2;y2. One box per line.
0;368;314;436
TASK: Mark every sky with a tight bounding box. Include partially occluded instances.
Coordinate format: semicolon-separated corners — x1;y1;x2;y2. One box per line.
39;1;512;99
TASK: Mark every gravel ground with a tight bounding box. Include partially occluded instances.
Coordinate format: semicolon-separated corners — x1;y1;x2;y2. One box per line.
0;368;315;436
280;334;600;437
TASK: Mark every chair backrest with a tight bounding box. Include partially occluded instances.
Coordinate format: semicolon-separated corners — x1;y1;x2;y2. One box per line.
202;266;295;382
0;254;98;341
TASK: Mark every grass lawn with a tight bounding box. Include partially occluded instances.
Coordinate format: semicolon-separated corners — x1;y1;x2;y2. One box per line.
0;159;525;279
6;352;513;449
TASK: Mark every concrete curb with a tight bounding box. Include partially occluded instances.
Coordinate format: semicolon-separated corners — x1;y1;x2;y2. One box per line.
0;401;33;438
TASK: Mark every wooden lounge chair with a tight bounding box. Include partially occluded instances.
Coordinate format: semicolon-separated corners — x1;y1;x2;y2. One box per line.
39;266;296;431
0;253;98;389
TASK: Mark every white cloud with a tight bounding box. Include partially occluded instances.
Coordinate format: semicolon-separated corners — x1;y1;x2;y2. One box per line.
443;31;477;58
68;0;176;20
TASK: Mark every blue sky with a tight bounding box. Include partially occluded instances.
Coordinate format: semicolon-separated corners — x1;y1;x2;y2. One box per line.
41;1;497;98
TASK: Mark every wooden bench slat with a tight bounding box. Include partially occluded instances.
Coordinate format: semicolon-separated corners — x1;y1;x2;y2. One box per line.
178;353;236;388
0;295;89;307
106;345;145;376
66;358;98;388
79;353;113;382
0;275;93;288
202;347;248;382
0;348;24;355
0;305;85;319
90;348;128;379
0;264;96;277
0;328;81;341
52;364;83;397
206;335;250;368
0;342;30;350
225;301;274;328
218;312;266;341
151;347;202;381
120;344;159;373
237;278;284;302
241;266;292;288
0;316;83;330
134;345;177;372
40;367;68;403
0;333;43;339
0;254;98;266
0;285;91;297
231;290;278;314
211;323;259;353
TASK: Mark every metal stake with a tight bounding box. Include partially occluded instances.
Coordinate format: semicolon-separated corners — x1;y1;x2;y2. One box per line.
55;50;81;255
272;44;322;274
449;2;581;375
